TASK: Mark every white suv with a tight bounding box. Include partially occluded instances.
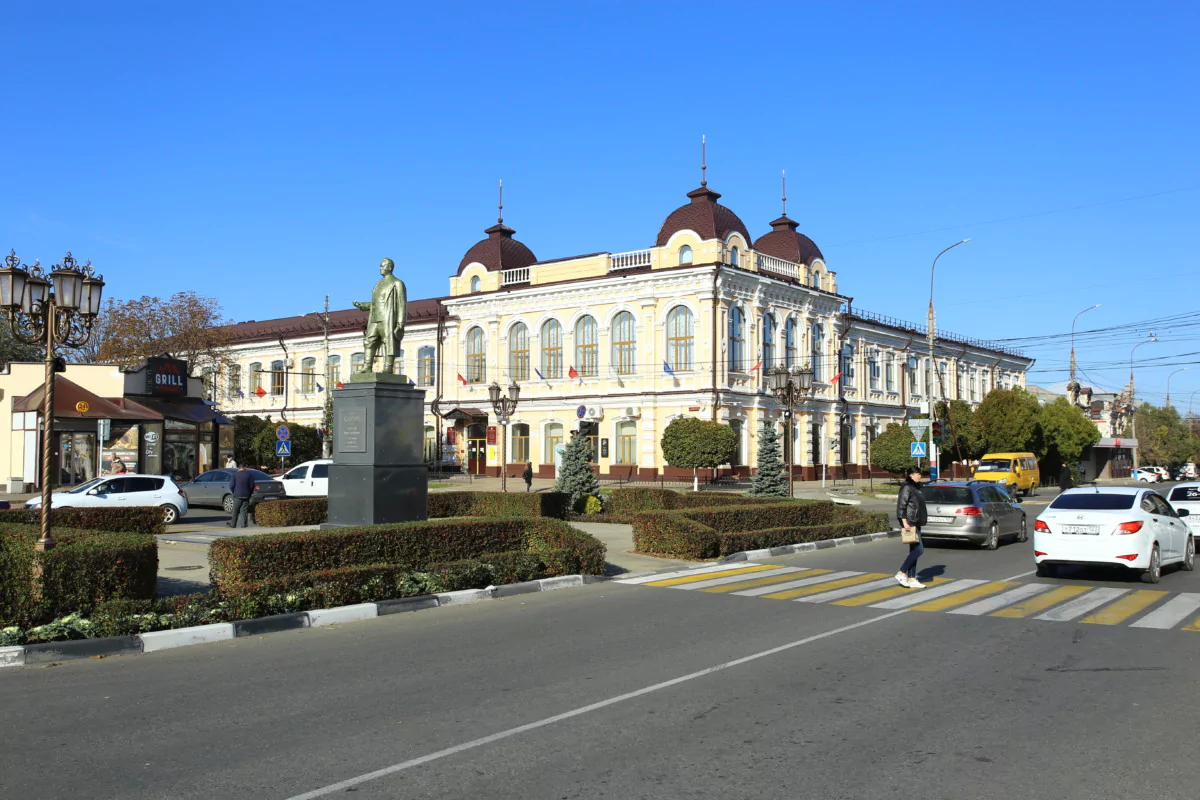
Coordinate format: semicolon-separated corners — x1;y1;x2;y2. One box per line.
25;474;189;524
280;459;331;497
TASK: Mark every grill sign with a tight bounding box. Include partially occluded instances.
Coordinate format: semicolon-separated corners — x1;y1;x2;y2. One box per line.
145;357;188;396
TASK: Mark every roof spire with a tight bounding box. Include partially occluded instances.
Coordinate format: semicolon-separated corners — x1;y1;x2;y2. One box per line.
498;179;504;224
700;134;707;187
781;169;787;217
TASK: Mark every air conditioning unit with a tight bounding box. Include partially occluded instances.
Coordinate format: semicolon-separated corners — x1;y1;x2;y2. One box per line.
585;406;602;420
623;406;641;417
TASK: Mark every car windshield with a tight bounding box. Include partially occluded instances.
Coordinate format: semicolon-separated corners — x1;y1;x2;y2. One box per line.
1049;493;1136;510
975;459;1012;472
65;478;106;494
921;486;973;504
1170;486;1200;502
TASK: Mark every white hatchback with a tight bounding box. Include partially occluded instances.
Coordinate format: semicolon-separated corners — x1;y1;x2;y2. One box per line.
1033;487;1194;583
25;474;189;524
1165;482;1200;535
280;459;331;497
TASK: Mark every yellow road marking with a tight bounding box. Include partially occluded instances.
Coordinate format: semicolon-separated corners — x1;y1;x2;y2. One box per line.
908;581;1016;612
1182;616;1200;632
762;573;889;600
990;585;1092;618
699;569;834;593
644;564;782;587
1080;590;1168;625
832;577;951;606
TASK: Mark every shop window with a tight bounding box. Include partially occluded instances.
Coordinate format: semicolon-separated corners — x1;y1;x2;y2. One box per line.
575;315;598;377
615;420;636;465
300;357;316;393
509;323;529;381
418;347;435;386
665;306;693;372
611;311;636;375
541;320;563;379
511;423;530;464
270;360;285;396
465;327;486;383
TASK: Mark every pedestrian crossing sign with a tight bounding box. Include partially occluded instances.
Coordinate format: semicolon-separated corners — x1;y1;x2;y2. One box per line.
911;441;927;458
276;440;292;457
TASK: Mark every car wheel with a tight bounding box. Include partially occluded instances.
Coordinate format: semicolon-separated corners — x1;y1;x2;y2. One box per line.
1184;536;1195;572
1017;517;1029;543
984;522;1000;551
1036;562;1056;578
1142;545;1161;584
222;494;235;514
160;504;180;525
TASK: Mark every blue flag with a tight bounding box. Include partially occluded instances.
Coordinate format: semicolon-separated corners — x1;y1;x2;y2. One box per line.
534;367;547;380
663;361;675;377
409;378;416;387
235;389;245;398
315;382;324;393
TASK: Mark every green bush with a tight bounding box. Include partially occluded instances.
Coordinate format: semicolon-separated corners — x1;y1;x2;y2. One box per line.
479;551;544;584
524;518;607;576
254;498;329;527
606;488;779;514
677;501;858;533
631;512;722;560
0;507;165;536
0;525;158;627
428;491;569;519
580;495;604;515
715;516;889;556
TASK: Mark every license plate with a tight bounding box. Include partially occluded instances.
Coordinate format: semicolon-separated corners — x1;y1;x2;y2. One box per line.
1062;525;1100;535
926;515;954;524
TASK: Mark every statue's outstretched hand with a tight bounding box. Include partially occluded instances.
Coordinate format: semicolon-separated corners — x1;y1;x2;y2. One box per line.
352;301;369;311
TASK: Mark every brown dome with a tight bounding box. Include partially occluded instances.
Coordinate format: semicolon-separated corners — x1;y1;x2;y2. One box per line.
655;186;752;247
752;215;824;266
457;223;538;275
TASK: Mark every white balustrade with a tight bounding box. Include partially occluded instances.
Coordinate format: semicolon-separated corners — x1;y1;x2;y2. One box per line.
609;249;652;271
755;253;799;280
500;267;530;286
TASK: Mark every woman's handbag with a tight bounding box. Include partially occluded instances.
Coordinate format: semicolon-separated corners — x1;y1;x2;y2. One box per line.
901;527;919;544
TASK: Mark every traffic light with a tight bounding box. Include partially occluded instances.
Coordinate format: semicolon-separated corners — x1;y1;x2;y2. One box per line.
931;420;942;445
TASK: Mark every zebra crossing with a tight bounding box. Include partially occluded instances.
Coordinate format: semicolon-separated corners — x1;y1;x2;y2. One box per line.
615;563;1200;632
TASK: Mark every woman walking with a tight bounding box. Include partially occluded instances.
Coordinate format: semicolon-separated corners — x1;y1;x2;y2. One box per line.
895;466;929;589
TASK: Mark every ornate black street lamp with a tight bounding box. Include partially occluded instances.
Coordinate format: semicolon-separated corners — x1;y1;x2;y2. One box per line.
488;381;521;492
768;365;814;498
0;250;105;550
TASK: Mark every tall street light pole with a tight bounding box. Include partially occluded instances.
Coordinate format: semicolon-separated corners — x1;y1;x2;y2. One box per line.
768;365;814;498
1069;303;1102;387
1129;333;1157;469
1189;389;1200;420
928;238;970;479
308;296;332;457
1166;367;1188;410
0;250;105;551
488;381;520;492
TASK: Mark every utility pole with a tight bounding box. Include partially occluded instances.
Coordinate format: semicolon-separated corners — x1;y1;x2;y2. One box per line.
1129;334;1157;469
1069;303;1101;387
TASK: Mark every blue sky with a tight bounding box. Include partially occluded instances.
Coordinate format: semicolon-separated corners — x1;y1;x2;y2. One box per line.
2;1;1197;405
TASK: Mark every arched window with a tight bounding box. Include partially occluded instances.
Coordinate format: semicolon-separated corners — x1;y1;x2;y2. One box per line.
728;306;745;372
575;315;598;377
418;347;434;386
228;364;242;398
885;353;896;392
541;320;563;378
326;355;341;387
511;423;530;464
270;360;285;396
611;311;636;375
350;351;365;375
785;318;797;369
810;323;824;382
470;275;481;292
811;269;820;289
678;245;693;265
729;245;739;267
908;356;919;395
615;420;637;465
762;314;776;371
465;327;486;383
956;363;966;399
937;362;948;399
249;362;263;393
665;306;694;372
300;357;316;393
841;343;856;387
544;422;564;464
970;369;978;402
424;425;437;462
509;322;529;381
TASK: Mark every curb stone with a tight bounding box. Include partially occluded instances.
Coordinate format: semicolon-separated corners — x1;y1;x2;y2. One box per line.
0;574;600;669
718;530;897;563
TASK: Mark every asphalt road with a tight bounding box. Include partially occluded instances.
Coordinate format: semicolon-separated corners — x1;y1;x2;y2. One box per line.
5;519;1200;800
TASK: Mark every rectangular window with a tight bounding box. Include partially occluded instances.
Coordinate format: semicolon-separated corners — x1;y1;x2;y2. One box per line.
544;424;563;464
228;364;242;397
300;358;316;393
512;428;529;464
885;357;895;392
419;348;435;386
271;368;285;396
327;357;341;387
615;421;637;465
869;354;880;391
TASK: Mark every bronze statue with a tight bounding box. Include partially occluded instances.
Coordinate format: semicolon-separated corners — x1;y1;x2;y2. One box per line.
352;257;407;374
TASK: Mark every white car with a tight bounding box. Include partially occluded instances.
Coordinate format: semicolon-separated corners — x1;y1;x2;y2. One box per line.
280;459;331;497
1033;487;1193;583
1131;468;1160;482
1165;482;1200;535
25;474;189;524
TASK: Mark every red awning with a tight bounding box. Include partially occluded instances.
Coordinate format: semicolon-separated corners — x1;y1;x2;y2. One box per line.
14;378;161;421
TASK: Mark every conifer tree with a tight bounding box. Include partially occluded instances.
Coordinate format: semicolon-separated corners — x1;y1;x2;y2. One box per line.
553;430;601;511
749;423;790;497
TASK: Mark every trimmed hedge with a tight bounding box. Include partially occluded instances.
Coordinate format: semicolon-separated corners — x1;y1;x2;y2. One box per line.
716;514;890;555
428;491;569;519
254;498;329;527
0;507;165;536
209;516;605;588
0;525;158;627
606;488;779;514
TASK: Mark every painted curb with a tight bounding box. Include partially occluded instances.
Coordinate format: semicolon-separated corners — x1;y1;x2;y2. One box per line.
233;612;310;637
24;635;142;664
0;646;26;667
718;530;897;564
308;604;378;627
437;588;496;606
140;623;235;653
377;596;440;615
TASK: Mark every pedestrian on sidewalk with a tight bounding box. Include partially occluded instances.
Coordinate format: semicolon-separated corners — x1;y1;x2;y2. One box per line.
522;461;533;492
895;466;928;589
225;455;237;469
227;464;255;528
1058;461;1073;491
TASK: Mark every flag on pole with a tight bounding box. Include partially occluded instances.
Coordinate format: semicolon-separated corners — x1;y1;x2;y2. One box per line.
568;366;579;379
749;359;763;372
408;378;416;387
235;389;244;398
663;361;676;377
456;373;467;386
254;385;267;398
830;370;843;384
316;382;324;393
335;381;344;388
534;367;546;380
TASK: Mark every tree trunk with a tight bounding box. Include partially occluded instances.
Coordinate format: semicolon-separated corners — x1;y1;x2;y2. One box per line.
693;468;699;492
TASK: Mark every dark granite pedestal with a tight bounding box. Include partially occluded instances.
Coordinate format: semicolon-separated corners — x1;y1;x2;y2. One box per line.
326;375;428;527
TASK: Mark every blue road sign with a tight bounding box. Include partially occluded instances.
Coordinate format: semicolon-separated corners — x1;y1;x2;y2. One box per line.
910;441;927;458
276;425;290;441
276;440;292;457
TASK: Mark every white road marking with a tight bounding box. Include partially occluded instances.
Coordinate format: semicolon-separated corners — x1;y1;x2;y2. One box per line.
1129;593;1200;629
795;577;901;603
870;579;987;609
947;583;1055;616
731;570;865;597
676;567;806;590
281;610;911;800
614;562;765;585
1033;587;1129;621
1000;569;1038;581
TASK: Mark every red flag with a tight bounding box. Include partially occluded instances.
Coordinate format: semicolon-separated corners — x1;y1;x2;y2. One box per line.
254;385;267;398
830;371;842;384
749;359;763;372
335;381;344;388
568;366;579;379
457;373;468;385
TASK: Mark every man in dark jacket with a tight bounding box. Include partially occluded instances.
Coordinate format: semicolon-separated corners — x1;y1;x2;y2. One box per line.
228;465;256;528
895;466;929;589
1058;461;1073;492
522;462;534;493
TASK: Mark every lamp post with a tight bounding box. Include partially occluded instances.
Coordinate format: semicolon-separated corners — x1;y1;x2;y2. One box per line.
927;239;970;479
488;381;520;492
307;296;332;457
768;365;814;498
1189;389;1200;420
1166;368;1188;410
1129;333;1157;469
1069;303;1101;387
0;250;105;551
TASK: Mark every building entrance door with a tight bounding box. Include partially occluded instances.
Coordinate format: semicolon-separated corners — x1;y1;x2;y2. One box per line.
467;422;488;474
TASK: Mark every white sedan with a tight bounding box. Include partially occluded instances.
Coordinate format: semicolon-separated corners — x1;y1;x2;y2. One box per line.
1033;487;1194;583
25;474;189;524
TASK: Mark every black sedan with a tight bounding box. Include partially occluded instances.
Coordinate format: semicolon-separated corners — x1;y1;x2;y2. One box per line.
180;468;286;513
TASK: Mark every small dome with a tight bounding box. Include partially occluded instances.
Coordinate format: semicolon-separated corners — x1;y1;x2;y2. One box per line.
655;186;752;247
752;215;824;266
457;222;538;275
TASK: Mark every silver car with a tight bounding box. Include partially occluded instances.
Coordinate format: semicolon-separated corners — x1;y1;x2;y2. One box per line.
919;480;1028;550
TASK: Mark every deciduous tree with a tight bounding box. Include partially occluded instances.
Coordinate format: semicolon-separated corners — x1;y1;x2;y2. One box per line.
1038;397;1101;468
88;291;232;378
870;423;926;476
973;387;1042;456
660;417;738;491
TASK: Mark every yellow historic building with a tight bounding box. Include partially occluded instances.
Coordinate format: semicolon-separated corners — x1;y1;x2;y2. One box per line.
214;177;1032;479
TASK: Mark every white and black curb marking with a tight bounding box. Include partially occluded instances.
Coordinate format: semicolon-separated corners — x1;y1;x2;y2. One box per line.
719;529;899;563
0;574;606;669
